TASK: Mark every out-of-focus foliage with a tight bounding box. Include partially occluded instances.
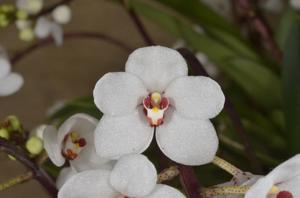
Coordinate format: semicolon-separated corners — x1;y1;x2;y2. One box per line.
283;20;300;153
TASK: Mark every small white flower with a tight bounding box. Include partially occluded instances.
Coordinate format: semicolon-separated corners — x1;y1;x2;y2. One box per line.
0;47;23;96
43;113;112;172
52;5;72;25
16;0;44;15
290;0;300;10
93;46;225;166
245;155;300;198
58;154;186;198
34;17;63;45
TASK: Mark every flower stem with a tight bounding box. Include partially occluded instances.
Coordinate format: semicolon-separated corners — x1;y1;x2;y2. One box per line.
212;156;243;177
232;0;282;62
178;164;202;198
35;151;49;166
201;186;250;198
177;47;262;173
122;0;154;45
11;31;133;66
0;171;33;191
0;138;57;197
157;166;179;183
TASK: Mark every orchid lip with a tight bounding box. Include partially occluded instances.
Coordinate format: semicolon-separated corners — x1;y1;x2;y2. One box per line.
143;92;169;127
62;131;87;160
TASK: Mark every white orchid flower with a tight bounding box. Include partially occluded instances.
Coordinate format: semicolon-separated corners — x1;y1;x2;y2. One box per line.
43;113;112;172
58;154;186;198
34;17;63;46
245;155;300;198
93;46;225;166
0;47;23;96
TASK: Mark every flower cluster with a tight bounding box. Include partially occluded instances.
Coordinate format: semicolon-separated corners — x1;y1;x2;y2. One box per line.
41;46;300;198
40;46;225;197
0;0;71;44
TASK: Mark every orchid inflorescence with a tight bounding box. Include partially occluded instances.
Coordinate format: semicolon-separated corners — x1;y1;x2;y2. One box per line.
0;0;299;197
0;0;71;44
35;46;300;198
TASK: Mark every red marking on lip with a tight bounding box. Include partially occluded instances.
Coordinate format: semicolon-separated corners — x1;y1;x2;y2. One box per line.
277;191;293;198
76;138;86;147
63;149;78;160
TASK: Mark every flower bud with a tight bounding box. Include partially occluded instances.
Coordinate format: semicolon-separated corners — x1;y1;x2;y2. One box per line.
0;128;9;140
16;10;28;20
19;27;34;41
52;5;71;24
26;136;43;155
5;115;22;132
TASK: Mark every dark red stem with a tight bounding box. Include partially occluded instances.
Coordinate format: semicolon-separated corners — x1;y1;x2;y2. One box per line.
127;9;155;46
232;0;282;63
178;165;201;198
0;138;57;197
177;47;262;173
11;31;133;65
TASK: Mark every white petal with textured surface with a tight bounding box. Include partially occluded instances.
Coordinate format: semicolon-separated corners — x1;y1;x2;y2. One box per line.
0;73;23;96
125;46;188;92
93;72;147;116
165;76;225;119
58;170;120;198
156;110;218;166
95;109;154;159
43;125;65;166
110;154;157;197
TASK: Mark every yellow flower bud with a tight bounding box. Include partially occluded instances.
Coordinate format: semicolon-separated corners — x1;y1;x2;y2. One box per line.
5;115;22;132
16;10;28;20
0;128;9;140
26;136;43;155
19;27;34;42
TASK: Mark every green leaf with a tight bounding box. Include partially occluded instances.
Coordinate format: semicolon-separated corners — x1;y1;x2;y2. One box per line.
48;96;101;125
276;8;300;49
154;0;261;61
283;21;300;153
224;58;282;108
154;0;238;35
